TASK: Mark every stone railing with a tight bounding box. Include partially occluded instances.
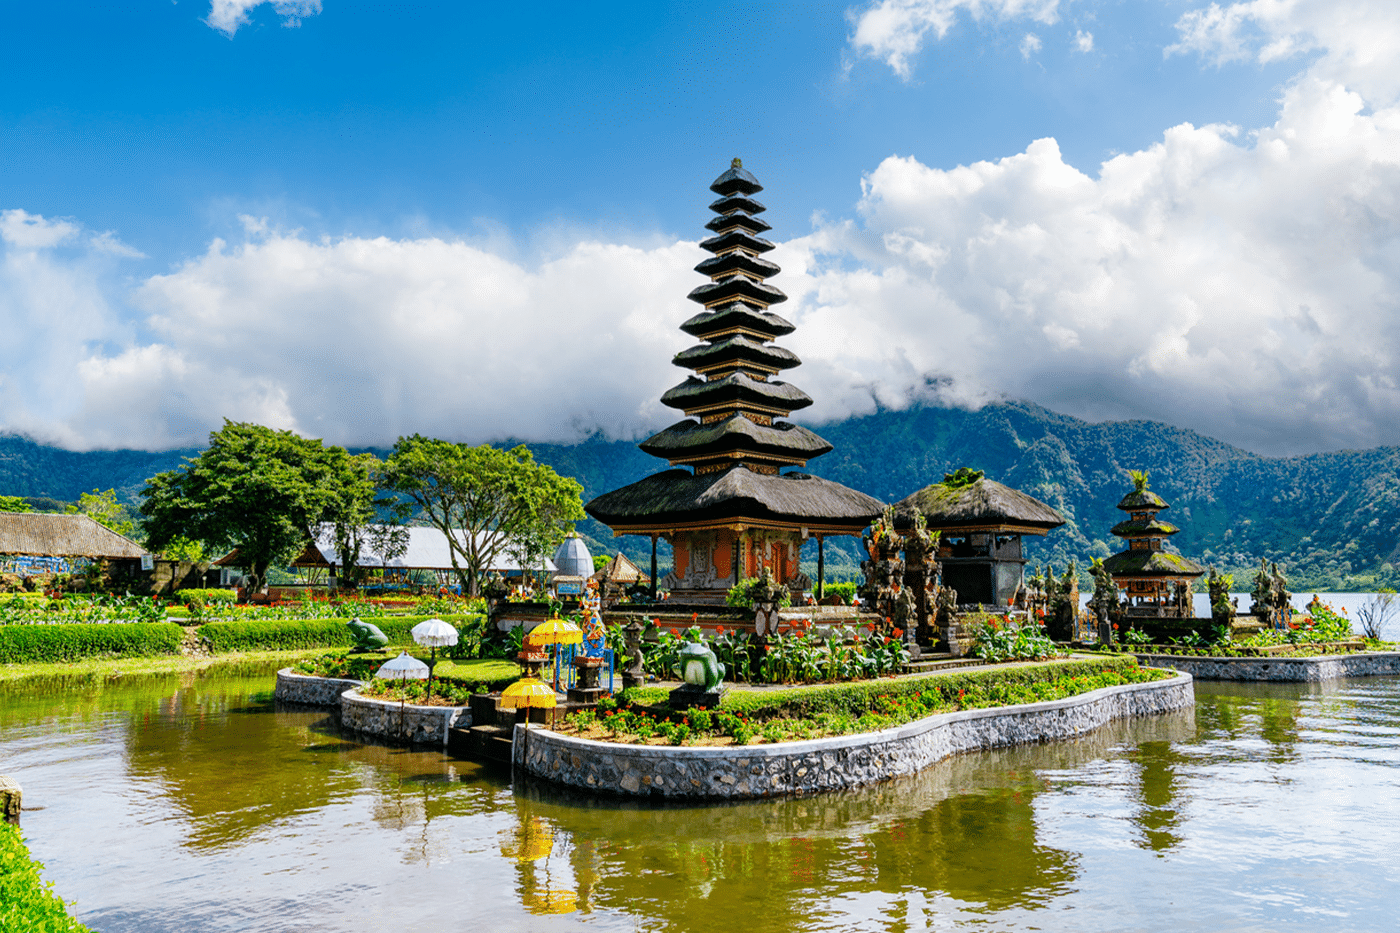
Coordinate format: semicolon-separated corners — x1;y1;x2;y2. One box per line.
340;688;470;746
1134;651;1400;682
274;668;363;706
514;671;1193;800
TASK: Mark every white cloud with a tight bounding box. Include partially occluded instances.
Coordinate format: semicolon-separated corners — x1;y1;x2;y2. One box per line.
0;210;80;250
1074;29;1093;53
848;0;1061;78
1019;32;1042;59
206;0;322;38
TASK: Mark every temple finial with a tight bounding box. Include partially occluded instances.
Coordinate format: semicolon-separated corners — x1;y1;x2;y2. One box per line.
731;157;742;169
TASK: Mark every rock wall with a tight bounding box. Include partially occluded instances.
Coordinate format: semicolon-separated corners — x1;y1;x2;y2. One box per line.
1134;651;1400;682
514;673;1194;800
274;668;363;706
340;688;470;746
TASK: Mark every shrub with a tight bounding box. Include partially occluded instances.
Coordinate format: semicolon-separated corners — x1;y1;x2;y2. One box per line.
197;613;486;653
175;588;237;605
0;823;95;933
0;622;183;664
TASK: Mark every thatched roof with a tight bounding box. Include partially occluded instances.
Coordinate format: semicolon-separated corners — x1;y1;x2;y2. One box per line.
586;466;885;532
590;552;650;586
0;512;147;559
1117;489;1169;511
1110;517;1180;538
660;373;812;414
891;477;1064;535
1103;549;1204;577
640;416;833;463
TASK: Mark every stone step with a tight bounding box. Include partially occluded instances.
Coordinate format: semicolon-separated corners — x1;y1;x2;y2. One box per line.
906;657;985;674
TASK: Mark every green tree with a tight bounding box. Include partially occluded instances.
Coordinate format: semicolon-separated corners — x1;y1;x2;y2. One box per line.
382;436;585;596
66;488;137;538
318;451;409;591
140;422;345;594
0;495;32;513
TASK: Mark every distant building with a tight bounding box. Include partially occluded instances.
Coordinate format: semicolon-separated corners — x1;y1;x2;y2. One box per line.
0;512;149;582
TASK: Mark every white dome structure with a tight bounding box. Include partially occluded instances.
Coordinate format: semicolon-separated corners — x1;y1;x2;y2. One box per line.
551;533;593;579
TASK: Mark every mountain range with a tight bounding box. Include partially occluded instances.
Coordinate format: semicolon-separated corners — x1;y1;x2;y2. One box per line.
3;399;1397;591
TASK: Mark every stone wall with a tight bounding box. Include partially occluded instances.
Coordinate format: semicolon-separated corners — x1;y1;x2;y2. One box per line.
514;673;1194;800
1135;651;1400;682
340;688;471;746
274;668;363;706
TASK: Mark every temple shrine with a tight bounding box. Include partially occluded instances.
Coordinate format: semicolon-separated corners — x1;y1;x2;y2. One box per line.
891;468;1065;608
586;160;884;604
1103;472;1204;617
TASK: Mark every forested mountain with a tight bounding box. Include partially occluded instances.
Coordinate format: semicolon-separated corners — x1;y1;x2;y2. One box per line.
4;399;1398;591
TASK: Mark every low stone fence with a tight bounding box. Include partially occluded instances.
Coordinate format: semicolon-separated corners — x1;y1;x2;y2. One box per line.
340;688;470;746
514;672;1194;800
1134;651;1400;682
274;668;363;706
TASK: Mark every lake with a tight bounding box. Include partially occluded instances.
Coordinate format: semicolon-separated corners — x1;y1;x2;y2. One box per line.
4;667;1400;931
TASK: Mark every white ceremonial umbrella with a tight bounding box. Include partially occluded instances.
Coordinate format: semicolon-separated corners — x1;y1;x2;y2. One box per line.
411;618;459;697
375;651;429;680
375;651;430;740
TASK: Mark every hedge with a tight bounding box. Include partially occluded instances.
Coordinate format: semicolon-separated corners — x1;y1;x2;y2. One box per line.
197;613;487;653
0;623;184;665
0;823;94;933
619;655;1147;720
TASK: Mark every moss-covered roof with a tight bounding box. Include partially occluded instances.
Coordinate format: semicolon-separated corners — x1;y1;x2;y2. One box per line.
1109;517;1180;537
687;274;787;308
586;466;885;529
1102;549;1204;577
703;212;772;236
1116;490;1169;511
890;477;1065;533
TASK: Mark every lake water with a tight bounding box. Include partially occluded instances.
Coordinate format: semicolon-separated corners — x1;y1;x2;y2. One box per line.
4;668;1400;932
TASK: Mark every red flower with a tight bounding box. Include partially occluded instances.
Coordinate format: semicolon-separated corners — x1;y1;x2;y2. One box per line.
716;626;726;636
892;628;904;639
692;613;698;623
884;636;892;645
671;627;680;636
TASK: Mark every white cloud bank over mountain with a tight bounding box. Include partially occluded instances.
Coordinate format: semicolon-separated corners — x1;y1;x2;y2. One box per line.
5;0;1400;457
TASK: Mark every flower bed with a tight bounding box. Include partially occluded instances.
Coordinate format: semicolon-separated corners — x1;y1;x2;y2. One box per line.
563;657;1167;747
641;622;908;685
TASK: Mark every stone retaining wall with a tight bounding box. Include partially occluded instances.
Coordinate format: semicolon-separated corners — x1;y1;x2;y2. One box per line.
274;668;364;706
1135;651;1400;682
514;672;1194;800
340;688;470;746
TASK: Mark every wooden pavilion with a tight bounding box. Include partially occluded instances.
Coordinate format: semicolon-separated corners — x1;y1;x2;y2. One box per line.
586;160;884;604
891;469;1065;607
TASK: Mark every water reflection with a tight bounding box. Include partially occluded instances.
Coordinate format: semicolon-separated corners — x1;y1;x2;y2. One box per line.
6;671;1400;932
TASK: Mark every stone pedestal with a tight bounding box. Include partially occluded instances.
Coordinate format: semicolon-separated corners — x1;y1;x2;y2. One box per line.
1;775;23;826
668;683;727;710
567;656;606;705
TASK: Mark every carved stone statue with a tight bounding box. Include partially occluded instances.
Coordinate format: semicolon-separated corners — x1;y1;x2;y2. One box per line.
347;616;388;652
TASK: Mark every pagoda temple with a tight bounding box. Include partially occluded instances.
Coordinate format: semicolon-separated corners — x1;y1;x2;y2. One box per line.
1103;472;1204;617
585;160;884;604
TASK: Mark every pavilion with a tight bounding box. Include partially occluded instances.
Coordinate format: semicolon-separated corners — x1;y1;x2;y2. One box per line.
1103;476;1204;618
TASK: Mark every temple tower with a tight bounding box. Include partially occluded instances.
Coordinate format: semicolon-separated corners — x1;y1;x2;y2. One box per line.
586;160;884;605
1103;473;1204;618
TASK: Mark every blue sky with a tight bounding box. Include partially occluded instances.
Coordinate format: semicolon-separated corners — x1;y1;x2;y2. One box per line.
3;1;1399;457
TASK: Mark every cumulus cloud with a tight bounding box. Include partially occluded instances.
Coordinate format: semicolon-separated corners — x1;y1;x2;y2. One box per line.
848;0;1061;78
1074;29;1093;53
9;0;1400;457
1019;32;1042;59
206;0;322;38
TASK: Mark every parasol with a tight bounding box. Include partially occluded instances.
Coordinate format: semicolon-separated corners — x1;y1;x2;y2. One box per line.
411;618;459;697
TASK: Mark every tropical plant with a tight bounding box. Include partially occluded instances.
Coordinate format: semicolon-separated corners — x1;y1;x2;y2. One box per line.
65;488;138;538
0;494;32;513
381;437;584;596
966;614;1063;662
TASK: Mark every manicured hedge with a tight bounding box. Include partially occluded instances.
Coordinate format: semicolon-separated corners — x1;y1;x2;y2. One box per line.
0;823;94;933
0;622;184;665
620;655;1149;719
197;613;486;653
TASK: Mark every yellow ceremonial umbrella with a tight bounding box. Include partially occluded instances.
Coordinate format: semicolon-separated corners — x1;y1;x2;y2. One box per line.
499;676;557;710
526;617;583;689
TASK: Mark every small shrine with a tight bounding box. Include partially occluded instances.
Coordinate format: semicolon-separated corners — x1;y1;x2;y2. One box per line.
891;468;1065;608
586;160;884;605
1103;471;1204;617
